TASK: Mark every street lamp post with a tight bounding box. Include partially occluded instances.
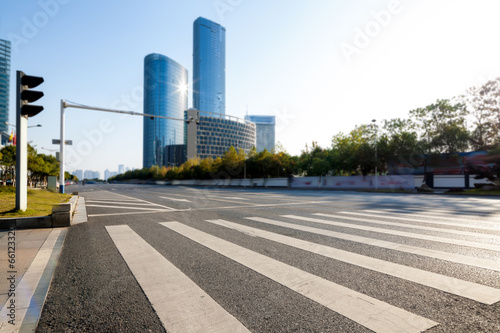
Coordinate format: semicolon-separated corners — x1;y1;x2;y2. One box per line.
371;119;378;190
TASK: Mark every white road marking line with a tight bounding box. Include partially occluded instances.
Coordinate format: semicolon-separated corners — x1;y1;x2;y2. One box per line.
106;225;249;333
88;210;185;218
342;211;500;231
203;197;256;204
376;208;500;219
361;209;500;226
206;219;500;304
246;216;500;273
101;191;176;210
284;215;500;253
207;196;249;200
85;204;167;211
312;213;500;243
85;200;158;206
0;229;62;333
160;197;191;203
160;222;438;333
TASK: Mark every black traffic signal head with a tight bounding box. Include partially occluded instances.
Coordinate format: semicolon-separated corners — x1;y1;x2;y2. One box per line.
17;71;44;118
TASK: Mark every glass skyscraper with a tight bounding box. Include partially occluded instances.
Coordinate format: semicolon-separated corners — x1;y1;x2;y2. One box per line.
244;115;276;152
143;53;188;168
0;39;11;134
193;17;226;116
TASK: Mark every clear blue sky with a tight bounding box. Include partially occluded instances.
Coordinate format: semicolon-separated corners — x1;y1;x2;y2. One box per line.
2;0;499;177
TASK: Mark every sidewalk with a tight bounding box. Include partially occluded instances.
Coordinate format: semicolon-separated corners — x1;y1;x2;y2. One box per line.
0;198;87;333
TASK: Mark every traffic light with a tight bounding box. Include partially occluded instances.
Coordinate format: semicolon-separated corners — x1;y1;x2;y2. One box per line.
17;71;44;117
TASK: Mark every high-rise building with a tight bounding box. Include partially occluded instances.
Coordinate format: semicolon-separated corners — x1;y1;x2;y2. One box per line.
244;115;276;152
143;53;188;168
118;164;124;174
0;39;11;134
185;109;256;160
193;17;226;116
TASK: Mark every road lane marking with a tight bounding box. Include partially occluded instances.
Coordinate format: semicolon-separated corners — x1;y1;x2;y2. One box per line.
316;213;500;241
101;191;176;210
85;205;167;211
88;210;185;218
85;200;158;206
245;217;500;273
160;222;438;333
203;197;256;204
0;229;64;333
284;215;500;252
159;197;191;202
355;210;500;228
206;219;500;304
105;225;249;333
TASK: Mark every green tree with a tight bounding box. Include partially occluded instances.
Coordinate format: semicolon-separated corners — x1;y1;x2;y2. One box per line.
410;99;470;154
461;78;500;150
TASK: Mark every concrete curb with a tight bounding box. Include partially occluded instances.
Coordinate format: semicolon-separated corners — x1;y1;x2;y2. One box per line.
0;195;80;229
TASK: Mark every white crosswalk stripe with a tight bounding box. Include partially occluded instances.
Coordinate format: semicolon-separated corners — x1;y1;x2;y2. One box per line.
355;210;500;228
282;214;500;252
338;210;500;233
205;219;500;304
106;225;250;333
159;222;438;333
312;213;500;241
102;205;500;333
245;216;500;272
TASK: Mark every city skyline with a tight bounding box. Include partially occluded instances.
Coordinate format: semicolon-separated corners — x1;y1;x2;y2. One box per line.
1;1;499;177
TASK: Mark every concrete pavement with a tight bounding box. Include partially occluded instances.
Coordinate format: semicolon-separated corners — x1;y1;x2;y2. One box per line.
0;199;87;332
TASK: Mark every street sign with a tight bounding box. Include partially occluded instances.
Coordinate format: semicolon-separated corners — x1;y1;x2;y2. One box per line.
52;139;73;145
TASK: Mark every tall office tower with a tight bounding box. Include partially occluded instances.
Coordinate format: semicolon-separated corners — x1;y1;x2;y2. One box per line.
244;115;276;152
143;53;188;168
193;17;226;116
0;39;11;134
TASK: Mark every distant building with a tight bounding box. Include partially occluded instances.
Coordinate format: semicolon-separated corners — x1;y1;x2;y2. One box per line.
185;109;256;160
193;17;226;116
0;39;11;134
73;169;83;181
104;169;111;180
118;164;124;174
84;170;100;180
244;115;276;152
165;144;187;166
143;53;188;169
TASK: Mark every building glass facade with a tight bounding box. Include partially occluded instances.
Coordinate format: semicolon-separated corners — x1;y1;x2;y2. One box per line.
185;109;256;160
193;17;226;116
244;115;276;152
143;53;188;168
0;39;11;134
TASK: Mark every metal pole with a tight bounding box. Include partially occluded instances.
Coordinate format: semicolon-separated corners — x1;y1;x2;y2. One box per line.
372;119;378;190
15;71;28;211
59;99;65;193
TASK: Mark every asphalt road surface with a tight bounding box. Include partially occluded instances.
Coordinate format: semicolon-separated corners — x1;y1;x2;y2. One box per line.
36;184;500;332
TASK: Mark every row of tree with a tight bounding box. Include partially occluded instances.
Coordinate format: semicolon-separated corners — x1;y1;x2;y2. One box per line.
110;78;500;183
0;144;77;186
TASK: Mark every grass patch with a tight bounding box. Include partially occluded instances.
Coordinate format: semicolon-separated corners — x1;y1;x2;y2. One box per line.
444;188;500;196
0;187;71;218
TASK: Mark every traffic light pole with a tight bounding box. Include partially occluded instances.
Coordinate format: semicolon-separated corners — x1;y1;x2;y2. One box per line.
15;72;28;211
58;100;196;193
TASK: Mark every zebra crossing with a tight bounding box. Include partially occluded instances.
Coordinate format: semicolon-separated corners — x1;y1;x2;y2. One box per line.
105;207;500;333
